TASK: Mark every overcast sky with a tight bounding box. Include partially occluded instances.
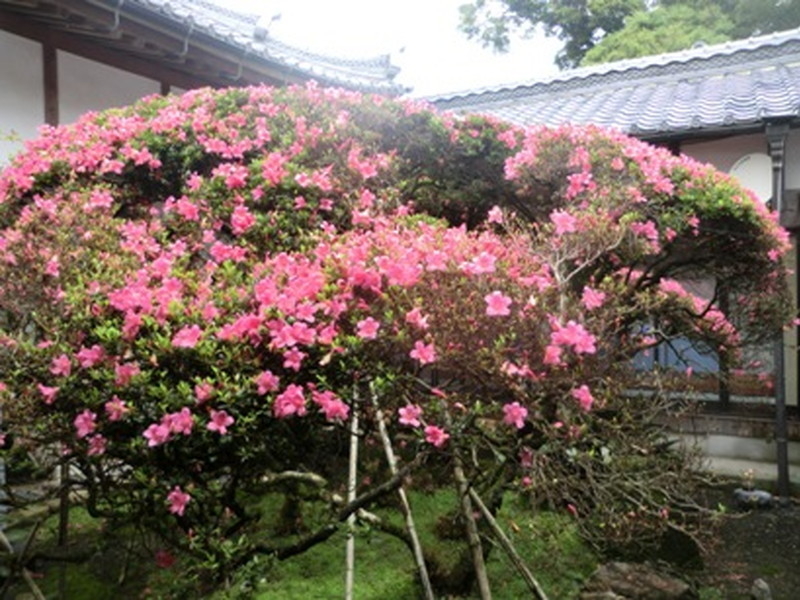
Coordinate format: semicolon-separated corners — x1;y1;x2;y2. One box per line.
230;0;561;97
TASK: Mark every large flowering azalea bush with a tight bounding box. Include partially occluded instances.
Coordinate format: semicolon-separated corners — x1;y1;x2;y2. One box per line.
0;83;791;591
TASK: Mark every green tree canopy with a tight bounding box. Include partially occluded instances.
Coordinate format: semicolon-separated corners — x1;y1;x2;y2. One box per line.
459;0;800;68
581;2;734;65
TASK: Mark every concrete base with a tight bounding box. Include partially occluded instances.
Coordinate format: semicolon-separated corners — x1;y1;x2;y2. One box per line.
674;432;800;487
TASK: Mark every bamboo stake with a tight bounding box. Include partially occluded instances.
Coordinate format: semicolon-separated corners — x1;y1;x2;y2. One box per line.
344;385;360;600
58;460;69;600
468;488;550;600
452;449;492;600
368;383;435;600
441;401;492;600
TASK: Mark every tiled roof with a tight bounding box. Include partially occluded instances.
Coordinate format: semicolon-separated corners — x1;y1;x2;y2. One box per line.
431;28;800;138
130;0;404;94
0;0;403;94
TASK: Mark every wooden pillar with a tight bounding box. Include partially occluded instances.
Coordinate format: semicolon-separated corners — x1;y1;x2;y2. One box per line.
42;42;58;126
766;121;791;501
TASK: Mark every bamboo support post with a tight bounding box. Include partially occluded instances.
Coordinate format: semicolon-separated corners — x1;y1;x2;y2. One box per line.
369;383;435;600
468;488;550;600
344;385;360;600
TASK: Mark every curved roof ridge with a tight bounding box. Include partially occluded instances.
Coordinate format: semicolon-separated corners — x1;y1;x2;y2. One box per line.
431;27;800;138
128;0;403;93
429;26;800;103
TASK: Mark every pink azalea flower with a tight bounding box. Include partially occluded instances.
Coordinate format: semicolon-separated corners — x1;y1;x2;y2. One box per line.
45;256;60;278
572;385;594;411
254;370;280;395
38;383;59;404
207;409;234;435
581;287;606;310
282;347;306;371
165;407;193;435
174;196;200;221
76;344;106;368
230;204;256;235
105;395;129;421
473;251;498;274
273;384;306;418
486;205;504;224
543;344;562;366
410;340;437;365
356;317;380;340
114;361;140;386
50;354;72;377
143;423;171;447
405;307;429;330
167;486;191;516
87;434;107;456
312;390;350;422
630;220;660;245
550;209;577;235
74;410;97;439
172;325;203;349
485;291;512;317
502;402;528;429
424;425;450;448
121;311;143;340
551;320;597;355
462;251;497;275
194;382;215;403
398;404;423;428
425;250;448;271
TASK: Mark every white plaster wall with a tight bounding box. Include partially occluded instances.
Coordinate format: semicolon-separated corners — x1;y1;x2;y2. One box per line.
58;51;159;125
681;133;767;173
0;30;44;164
682;131;800;190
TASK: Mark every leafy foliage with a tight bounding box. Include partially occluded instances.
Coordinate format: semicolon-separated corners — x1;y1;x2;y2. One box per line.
459;0;800;67
581;3;734;65
0;84;791;592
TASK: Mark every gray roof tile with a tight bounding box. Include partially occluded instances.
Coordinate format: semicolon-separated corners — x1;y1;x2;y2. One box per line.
129;0;404;93
431;29;800;138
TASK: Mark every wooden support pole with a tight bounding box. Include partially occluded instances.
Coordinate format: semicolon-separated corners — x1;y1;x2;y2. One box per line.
369;384;435;600
468;489;549;600
42;42;59;126
344;385;360;600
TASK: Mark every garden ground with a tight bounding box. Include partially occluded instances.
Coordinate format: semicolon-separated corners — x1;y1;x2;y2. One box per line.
698;484;800;600
3;483;799;599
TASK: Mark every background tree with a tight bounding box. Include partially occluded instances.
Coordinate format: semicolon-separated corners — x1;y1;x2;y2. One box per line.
459;0;800;68
581;2;733;65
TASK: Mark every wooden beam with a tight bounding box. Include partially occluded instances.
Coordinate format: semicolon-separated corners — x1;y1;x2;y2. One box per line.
42;42;58;125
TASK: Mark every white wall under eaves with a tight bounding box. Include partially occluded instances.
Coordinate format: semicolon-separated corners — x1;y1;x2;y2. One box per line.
0;29;44;165
58;51;159;126
0;35;162;166
682;130;800;191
